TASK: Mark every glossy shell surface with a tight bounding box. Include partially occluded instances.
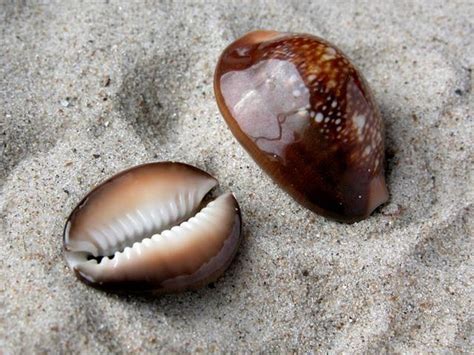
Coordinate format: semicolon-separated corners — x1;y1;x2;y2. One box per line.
64;162;242;293
214;30;389;222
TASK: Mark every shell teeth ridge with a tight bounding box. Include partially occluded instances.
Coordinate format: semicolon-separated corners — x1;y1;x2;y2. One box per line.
180;221;194;232
161;229;174;239
108;193;234;266
99;255;111;266
116;219;131;253
175;190;184;218
149;207;161;231
125;213;143;240
88;228;109;255
168;199;179;223
154;205;167;230
160;202;170;226
196;212;215;224
141;238;154;248
135;208;151;234
123;247;133;260
92;186;220;260
109;220;126;247
132;241;143;256
117;216;134;244
168;193;233;239
102;224;122;256
151;234;162;243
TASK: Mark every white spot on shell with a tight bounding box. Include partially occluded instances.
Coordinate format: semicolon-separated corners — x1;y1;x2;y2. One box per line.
297;108;308;117
289;74;298;83
363;145;372;156
353;114;366;140
321;47;336;61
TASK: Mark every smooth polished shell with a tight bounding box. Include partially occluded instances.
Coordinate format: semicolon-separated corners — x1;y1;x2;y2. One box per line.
64;162;242;293
214;30;389;222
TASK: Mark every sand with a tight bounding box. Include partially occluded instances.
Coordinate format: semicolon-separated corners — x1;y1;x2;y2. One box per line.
1;1;473;353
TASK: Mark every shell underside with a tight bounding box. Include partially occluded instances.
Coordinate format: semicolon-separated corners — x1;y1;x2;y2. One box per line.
64;162;242;293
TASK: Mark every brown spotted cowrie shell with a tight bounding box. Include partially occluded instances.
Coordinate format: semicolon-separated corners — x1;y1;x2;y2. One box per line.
214;30;389;222
63;162;242;293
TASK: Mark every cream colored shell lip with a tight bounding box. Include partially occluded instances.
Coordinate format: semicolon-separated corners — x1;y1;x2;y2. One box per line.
63;162;242;294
